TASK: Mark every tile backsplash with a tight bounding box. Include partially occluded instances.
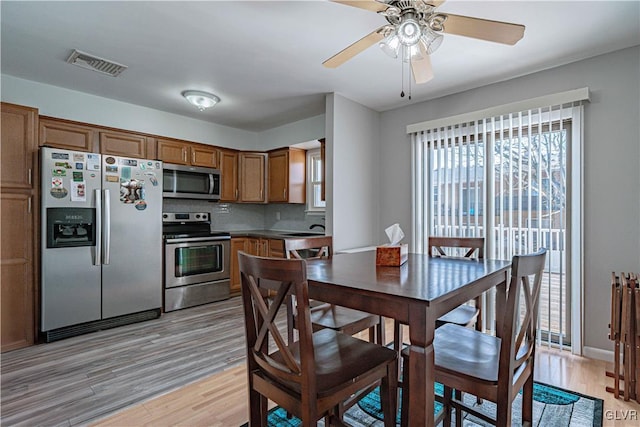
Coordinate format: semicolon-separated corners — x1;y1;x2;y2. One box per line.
162;199;324;233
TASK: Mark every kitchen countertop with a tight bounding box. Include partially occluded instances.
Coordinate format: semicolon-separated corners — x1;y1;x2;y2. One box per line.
228;230;326;239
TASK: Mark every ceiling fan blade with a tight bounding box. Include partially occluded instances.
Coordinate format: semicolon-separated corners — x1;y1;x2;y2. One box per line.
441;14;525;45
411;44;434;84
331;0;390;13
427;0;448;7
323;27;386;68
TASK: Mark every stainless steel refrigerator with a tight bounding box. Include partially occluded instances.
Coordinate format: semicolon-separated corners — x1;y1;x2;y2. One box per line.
41;147;163;341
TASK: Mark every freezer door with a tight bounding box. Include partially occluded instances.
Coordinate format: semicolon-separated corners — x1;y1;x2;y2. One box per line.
40;147;102;331
101;156;163;318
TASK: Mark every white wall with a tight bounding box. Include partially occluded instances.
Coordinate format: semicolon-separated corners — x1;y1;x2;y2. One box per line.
259;114;325;150
326;93;381;252
378;46;640;355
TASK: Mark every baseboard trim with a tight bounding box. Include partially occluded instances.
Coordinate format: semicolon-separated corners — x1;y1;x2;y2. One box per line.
583;346;614;362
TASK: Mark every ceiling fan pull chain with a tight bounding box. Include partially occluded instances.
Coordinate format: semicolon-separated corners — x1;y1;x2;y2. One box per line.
408;59;412;100
400;54;405;98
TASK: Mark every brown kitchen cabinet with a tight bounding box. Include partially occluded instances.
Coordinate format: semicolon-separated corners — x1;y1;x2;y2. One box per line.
99;129;154;159
39;117;96;152
1;102;37;352
157;138;218;168
219;149;239;202
229;237;247;295
268;147;306;203
230;236;282;295
239;152;266;203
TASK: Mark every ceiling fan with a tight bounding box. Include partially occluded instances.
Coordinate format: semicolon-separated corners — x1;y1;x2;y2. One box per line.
323;0;525;85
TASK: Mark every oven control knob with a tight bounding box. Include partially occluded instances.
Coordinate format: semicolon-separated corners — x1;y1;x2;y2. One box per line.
163;214;168;219
195;214;200;219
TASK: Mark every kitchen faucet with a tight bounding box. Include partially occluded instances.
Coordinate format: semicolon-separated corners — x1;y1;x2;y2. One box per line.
309;223;325;231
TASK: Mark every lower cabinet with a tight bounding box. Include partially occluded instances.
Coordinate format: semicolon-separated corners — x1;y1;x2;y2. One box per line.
230;237;284;296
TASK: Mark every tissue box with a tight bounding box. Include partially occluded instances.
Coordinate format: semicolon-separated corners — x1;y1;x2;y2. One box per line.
376;244;408;266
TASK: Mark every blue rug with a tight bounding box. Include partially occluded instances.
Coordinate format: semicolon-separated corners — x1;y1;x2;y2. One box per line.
242;381;603;426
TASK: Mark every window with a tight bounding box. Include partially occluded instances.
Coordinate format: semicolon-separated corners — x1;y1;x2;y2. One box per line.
306;148;325;212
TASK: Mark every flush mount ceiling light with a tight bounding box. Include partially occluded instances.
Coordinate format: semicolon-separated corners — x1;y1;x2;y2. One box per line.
182;90;220;111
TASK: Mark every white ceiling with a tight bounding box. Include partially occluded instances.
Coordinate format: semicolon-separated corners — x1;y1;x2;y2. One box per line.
2;1;639;132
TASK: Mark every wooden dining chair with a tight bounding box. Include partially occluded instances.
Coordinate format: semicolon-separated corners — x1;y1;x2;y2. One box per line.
400;248;547;427
393;236;485;355
285;236;385;346
238;252;398;427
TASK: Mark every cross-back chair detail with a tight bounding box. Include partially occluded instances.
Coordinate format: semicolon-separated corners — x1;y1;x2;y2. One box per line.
284;236;385;346
400;248;547;427
238;252;398;426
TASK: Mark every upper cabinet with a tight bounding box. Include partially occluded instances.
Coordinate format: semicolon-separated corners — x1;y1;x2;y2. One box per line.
268;147;306;203
219;149;239;202
40;117;96;152
239;152;266;203
40;117;153;159
157;138;218;168
100;130;154;159
2;103;38;190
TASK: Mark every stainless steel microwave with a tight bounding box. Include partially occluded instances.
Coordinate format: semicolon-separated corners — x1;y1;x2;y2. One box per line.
163;163;221;200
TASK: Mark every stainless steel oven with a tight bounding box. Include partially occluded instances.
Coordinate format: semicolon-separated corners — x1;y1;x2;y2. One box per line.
163;212;230;312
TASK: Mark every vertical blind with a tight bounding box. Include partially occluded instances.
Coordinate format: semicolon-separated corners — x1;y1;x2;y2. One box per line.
409;90;588;349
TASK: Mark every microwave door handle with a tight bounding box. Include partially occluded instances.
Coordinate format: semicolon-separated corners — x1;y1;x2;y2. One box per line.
103;189;111;265
209;174;214;195
94;188;102;266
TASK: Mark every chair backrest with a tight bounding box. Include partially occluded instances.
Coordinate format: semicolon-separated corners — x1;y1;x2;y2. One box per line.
284;236;333;260
238;252;316;392
428;236;485;259
499;248;547;381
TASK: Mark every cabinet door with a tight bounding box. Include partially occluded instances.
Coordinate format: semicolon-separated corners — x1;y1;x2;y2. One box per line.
239;152;266;203
268;150;288;202
268;239;284;258
1;193;35;352
39;117;95;152
157;138;189;165
230;238;247;295
219;150;239;202
191;144;219;168
1;104;37;190
100;130;150;159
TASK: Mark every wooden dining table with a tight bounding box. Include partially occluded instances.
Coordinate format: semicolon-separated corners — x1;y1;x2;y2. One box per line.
304;250;511;427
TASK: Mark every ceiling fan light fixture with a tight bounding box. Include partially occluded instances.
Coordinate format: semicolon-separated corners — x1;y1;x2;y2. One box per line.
402;44;424;63
182;90;220;111
379;34;401;58
420;28;444;55
396;17;421;46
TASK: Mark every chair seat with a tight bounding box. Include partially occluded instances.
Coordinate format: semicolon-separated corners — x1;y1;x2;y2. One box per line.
436;304;480;328
310;304;380;335
269;329;397;397
402;323;500;383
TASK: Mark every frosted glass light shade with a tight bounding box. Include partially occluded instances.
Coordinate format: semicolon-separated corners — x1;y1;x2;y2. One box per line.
182;90;220;111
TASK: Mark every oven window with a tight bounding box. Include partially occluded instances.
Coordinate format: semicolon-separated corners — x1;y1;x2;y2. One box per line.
175;244;223;277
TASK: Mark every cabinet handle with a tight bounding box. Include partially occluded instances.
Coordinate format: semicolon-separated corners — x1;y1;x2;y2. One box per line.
283;188;287;199
235;188;239;200
28;168;32;186
192;151;196;164
183;149;187;163
28;196;31;213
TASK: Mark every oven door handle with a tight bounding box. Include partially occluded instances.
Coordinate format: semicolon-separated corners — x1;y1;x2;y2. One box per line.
165;236;230;244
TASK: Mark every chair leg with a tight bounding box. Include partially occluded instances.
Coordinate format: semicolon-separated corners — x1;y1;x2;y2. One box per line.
380;360;398;427
443;385;453;427
400;352;410;427
522;374;535;425
454;389;462;427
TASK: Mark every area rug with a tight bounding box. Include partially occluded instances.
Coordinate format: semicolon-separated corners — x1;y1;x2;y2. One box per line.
241;382;603;426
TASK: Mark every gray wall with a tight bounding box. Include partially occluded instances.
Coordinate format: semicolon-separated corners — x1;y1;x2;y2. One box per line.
377;46;640;355
326;93;381;252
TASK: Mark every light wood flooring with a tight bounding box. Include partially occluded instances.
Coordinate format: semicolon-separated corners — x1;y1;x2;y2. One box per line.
3;297;640;426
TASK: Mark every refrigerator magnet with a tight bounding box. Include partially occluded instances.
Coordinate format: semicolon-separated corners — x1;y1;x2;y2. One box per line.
87;154;100;170
52;167;66;177
73;153;85;162
121;166;131;180
72;172;84;182
70;181;86;202
51;152;69;160
51;177;63;188
75;162;84;170
134;200;147;211
145;172;158;186
50;187;68;199
105;175;119;183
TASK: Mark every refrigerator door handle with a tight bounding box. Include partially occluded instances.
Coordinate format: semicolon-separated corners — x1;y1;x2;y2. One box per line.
103;189;111;265
95;188;102;266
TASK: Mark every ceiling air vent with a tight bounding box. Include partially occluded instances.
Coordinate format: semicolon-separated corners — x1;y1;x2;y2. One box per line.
66;49;128;77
